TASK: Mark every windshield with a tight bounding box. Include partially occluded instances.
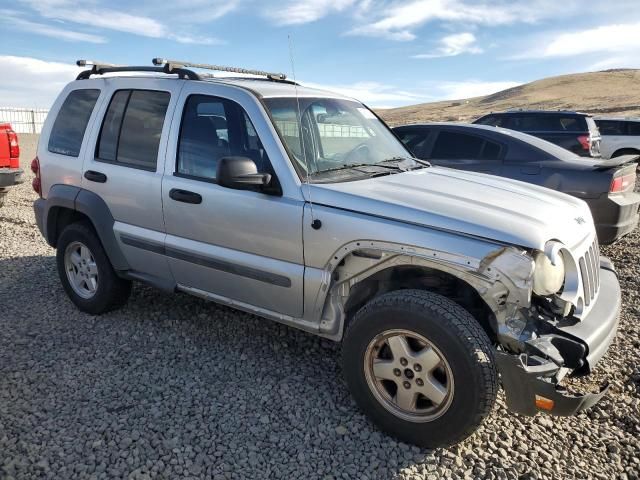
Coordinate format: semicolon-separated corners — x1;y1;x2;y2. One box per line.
263;97;422;182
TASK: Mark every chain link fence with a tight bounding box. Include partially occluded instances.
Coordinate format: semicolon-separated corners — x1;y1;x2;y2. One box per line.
0;108;49;134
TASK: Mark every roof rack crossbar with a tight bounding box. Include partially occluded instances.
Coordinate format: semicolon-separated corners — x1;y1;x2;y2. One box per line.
75;59;200;81
152;57;287;81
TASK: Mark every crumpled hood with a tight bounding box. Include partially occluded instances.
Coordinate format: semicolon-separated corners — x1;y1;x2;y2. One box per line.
307;167;595;250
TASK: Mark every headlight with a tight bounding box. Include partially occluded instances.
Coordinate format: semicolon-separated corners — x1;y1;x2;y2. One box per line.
532;250;565;296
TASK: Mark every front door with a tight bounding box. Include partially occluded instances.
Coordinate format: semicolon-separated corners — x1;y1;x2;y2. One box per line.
161;84;305;317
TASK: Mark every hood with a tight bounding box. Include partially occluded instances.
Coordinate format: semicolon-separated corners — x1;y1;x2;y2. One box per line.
307;167;595;250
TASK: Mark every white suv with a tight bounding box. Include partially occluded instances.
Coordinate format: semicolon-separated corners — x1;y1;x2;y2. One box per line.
595;117;640;159
33;59;621;447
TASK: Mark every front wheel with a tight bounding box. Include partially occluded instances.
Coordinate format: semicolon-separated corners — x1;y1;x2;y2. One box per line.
342;290;498;448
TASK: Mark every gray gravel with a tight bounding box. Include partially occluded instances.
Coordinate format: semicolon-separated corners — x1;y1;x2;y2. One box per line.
1;134;639;479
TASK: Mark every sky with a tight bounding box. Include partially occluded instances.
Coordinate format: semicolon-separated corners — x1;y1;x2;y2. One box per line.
1;0;640;109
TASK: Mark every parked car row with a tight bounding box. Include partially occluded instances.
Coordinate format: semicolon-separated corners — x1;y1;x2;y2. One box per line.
30;58;625;448
393;122;640;244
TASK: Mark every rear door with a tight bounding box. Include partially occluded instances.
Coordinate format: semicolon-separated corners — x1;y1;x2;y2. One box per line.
424;129;504;174
596;120;626;158
160;82;305;318
81;78;184;282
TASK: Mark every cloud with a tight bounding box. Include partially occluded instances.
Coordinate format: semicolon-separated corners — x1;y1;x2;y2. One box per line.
0;56;82;108
0;11;106;43
520;22;640;59
413;32;482;58
157;0;240;23
348;0;571;41
433;80;521;99
302;80;432;107
265;0;357;25
299;78;522;107
18;0;221;44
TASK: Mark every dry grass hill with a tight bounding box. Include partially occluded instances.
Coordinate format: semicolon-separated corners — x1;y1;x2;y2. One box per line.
378;69;640;126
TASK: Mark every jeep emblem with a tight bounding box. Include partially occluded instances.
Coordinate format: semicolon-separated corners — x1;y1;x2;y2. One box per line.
575;217;586;225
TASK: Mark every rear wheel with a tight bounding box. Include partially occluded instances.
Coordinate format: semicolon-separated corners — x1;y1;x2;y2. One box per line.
342;289;497;447
56;222;131;314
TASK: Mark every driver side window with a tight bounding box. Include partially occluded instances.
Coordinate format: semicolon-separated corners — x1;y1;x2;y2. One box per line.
177;95;271;181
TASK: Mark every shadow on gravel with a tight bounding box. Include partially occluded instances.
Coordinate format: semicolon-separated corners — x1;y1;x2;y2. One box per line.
0;255;436;479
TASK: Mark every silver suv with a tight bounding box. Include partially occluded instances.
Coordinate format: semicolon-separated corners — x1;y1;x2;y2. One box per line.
33;59;621;447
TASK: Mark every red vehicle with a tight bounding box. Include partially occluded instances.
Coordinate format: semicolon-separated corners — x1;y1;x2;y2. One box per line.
0;123;22;208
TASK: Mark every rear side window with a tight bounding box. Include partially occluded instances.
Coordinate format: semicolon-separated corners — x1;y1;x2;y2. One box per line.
596;120;624;135
97;90;170;170
431;131;502;160
627;122;640;136
432;131;482;158
177;94;271;181
48;89;100;157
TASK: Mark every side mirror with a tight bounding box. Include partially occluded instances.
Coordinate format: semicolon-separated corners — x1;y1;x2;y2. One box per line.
216;156;272;190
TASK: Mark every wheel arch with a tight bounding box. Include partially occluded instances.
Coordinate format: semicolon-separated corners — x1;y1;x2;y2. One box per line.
315;243;526;342
342;263;498;342
611;147;640;158
44;184;129;271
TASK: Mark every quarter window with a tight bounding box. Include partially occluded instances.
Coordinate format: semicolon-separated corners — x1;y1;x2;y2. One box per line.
96;90;170;170
177;95;271;181
48;89;100;157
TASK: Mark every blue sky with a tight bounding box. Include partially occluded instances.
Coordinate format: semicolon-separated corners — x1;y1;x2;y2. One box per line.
1;0;640;108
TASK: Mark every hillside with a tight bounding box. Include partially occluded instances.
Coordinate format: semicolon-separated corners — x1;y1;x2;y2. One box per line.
378;69;640;126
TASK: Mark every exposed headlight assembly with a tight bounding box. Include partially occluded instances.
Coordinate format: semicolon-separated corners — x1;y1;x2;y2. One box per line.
532;245;565;296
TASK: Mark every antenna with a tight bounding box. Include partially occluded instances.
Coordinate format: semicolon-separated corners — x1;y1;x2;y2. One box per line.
288;35;320;230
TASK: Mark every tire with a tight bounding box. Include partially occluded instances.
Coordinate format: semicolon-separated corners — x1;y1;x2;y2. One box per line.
342;289;497;448
56;221;131;314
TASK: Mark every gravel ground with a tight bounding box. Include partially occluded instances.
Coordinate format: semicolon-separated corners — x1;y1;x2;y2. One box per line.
1;134;639;480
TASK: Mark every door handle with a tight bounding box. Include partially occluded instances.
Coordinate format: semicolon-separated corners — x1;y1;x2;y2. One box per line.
84;170;107;183
169;189;202;204
520;166;541;175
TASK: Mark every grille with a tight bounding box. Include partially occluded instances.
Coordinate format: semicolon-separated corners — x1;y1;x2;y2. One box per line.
578;237;600;306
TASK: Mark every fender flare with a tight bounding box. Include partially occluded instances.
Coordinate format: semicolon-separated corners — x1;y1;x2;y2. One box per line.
44;184;129;271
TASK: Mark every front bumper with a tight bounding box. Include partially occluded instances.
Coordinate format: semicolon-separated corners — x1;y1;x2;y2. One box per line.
496;260;620;416
0;168;24;188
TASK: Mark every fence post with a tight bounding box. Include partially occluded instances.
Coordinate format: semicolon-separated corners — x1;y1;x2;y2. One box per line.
31;110;36;134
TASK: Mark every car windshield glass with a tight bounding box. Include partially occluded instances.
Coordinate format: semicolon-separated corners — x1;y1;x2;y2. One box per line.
263;97;421;182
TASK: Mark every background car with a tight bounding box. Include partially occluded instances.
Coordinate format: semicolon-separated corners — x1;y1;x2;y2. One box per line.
473;110;601;158
0;123;22;208
595;117;640;159
393;123;640;244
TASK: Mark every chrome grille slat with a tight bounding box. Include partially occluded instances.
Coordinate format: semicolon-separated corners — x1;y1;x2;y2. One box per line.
578;237;600;308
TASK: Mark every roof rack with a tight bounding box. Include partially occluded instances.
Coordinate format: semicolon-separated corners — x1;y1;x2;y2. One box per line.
152;58;287;81
75;59;200;81
75;58;291;84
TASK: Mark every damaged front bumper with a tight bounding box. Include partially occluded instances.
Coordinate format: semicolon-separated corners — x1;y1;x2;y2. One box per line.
496;258;620;416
